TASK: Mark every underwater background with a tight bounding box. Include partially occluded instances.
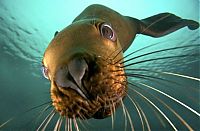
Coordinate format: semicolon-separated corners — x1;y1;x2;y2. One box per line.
0;0;199;130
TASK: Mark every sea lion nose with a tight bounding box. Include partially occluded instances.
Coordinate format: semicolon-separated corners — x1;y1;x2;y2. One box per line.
55;57;89;99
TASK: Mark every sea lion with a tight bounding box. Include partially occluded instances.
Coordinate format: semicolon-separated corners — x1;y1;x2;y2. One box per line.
41;4;199;120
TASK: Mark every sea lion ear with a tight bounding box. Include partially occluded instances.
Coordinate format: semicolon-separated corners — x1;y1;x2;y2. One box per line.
136;13;199;37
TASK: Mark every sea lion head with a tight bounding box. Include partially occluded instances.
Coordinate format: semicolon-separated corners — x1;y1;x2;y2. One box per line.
42;18;127;119
42;4;199;119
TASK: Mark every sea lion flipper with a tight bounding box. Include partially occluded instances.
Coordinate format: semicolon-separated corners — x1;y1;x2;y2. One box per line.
134;13;199;37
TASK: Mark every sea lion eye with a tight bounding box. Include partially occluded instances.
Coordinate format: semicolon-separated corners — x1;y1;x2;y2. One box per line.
100;23;116;42
41;65;49;79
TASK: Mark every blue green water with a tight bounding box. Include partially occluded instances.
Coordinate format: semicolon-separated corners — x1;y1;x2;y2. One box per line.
0;0;199;130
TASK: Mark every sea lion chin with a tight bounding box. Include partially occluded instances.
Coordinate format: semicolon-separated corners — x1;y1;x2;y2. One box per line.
42;4;199;119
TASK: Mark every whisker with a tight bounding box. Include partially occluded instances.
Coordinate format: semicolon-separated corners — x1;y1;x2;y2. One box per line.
128;82;178;131
135;101;151;131
0;118;13;129
126;94;145;131
68;119;72;131
77;119;87;131
109;101;114;130
121;99;128;131
125;73;181;86
121;44;200;64
58;117;63;131
36;109;55;131
41;111;56;131
25;104;52;129
25;101;52;113
122;100;134;131
132;81;194;130
122;53;199;68
115;41;163;64
127;80;168;129
152;91;193;130
73;117;80;131
161;71;200;81
65;117;68;131
138;82;200;117
125;68;200;82
54;116;62;131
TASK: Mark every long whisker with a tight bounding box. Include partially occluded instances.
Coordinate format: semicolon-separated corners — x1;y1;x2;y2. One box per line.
121;44;200;64
138;82;200;117
77;119;88;130
0;101;52;129
36;109;55;131
124;102;135;131
58;117;63;131
122;53;199;68
134;82;193;130
68;119;72;131
160;71;200;81
54;116;62;131
0;118;13;129
135;100;151;131
133;81;194;130
150;90;193;130
121;99;128;131
26;104;52;129
65;117;68;131
25;101;52;113
128;82;178;131
41;111;56;131
125;68;200;82
109;101;114;130
115;41;164;64
126;94;145;131
73;117;80;131
125;73;181;86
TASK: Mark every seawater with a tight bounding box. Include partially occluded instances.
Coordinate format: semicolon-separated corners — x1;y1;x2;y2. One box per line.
0;0;199;130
